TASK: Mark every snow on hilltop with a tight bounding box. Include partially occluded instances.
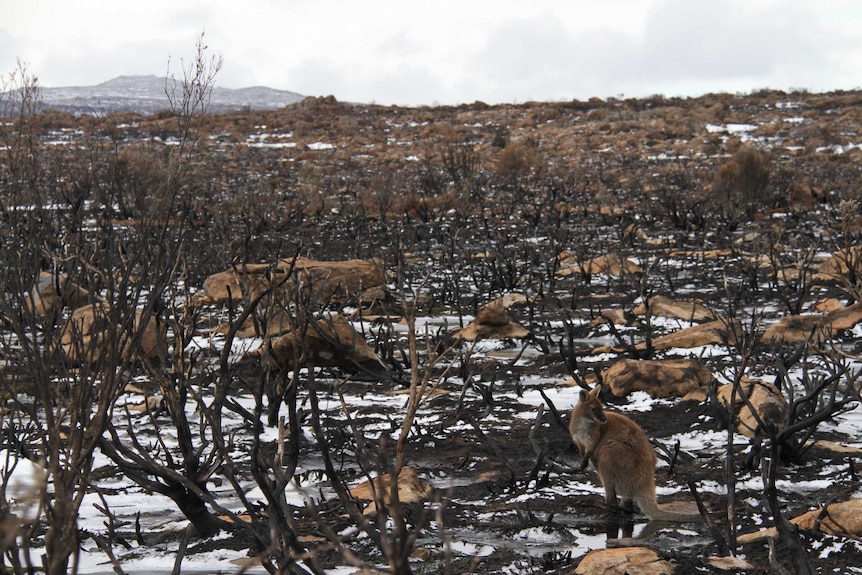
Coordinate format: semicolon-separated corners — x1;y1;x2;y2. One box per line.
37;74;305;115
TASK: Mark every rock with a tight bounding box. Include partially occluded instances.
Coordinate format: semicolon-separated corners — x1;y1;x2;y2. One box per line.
192;257;388;307
24;271;91;316
592;318;743;354
708;555;756;570
762;302;862;344
349;466;433;515
705;377;787;437
631;295;716;323
813;246;862;285
588;308;640;328
603;359;716;398
59;304;167;364
210;309;295;338
575;547;675;575
668;248;733;260
810;440;862;455
256;315;384;373
484;292;531;309
737;499;862;543
450;303;530;341
813;298;845;313
123;395;166;414
556;252;643;278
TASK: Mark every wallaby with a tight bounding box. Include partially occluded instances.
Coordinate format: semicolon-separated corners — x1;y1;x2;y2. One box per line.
569;386;702;522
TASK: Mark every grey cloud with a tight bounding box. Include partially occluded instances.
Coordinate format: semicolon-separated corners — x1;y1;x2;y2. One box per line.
637;0;827;82
287;58;446;105
34;39;206;87
469;1;836;103
472;16;590;101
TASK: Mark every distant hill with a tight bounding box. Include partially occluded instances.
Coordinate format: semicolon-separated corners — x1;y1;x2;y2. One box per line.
37;75;305;115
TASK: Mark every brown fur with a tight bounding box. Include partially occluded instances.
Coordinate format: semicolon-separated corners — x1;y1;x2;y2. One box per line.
569;387;701;522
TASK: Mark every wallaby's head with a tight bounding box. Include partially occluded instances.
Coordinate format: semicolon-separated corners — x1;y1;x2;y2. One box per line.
577;387;608;424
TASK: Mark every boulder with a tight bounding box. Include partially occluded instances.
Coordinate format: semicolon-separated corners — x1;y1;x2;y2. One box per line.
575;547;675;575
813;298;845;313
690;377;787;437
603;359;716;398
256;315;385;373
631;295;716;323
762;302;862;344
556;252;643;278
588;308;640;328
668;248;733;260
24;271;91;316
738;499;862;543
813;246;862;285
592;318;743;354
59;304;167;364
192;257;388;307
349;466;434;516
211;309;295;338
450;302;530;341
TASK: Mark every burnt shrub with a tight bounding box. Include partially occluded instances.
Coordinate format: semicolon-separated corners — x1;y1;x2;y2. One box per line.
710;142;772;223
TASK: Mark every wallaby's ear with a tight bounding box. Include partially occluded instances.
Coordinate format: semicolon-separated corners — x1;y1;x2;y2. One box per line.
589;386;600;398
579;389;588;401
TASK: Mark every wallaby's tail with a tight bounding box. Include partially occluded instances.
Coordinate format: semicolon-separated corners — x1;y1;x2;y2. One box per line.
636;495;703;522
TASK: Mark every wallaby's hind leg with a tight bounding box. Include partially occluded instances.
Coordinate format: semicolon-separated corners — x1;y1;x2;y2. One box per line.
620;498;634;513
603;481;618;508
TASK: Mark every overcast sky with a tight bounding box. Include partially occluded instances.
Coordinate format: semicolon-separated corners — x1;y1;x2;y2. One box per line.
2;0;861;107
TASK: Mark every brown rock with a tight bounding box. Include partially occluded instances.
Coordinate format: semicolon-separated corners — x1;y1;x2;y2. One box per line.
588;308;639;328
762;302;862;344
192;257;388;307
257;315;384;372
484;293;530;309
667;248;733;260
603;359;716;398
556;252;643;278
575;547;675;575
708;556;756;570
631;295;716;323
593;318;743;354
451;303;530;341
24;271;91;316
210;309;295;338
349;466;433;515
813;298;845;313
738;499;862;543
710;377;787;437
59;304;167;364
813;246;862;285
